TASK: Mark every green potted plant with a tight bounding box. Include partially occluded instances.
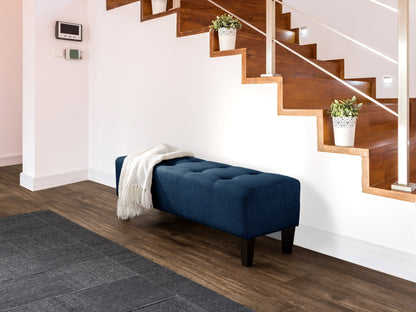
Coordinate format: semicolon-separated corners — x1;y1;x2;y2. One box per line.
210;14;242;51
152;0;167;14
327;96;363;147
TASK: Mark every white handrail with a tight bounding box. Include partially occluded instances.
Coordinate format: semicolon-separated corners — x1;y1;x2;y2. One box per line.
367;0;398;13
274;0;398;65
206;0;398;117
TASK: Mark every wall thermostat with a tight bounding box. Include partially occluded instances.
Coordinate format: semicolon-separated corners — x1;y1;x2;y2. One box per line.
55;21;82;42
65;49;82;60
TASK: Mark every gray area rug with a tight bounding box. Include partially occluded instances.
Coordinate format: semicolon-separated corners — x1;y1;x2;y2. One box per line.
0;210;252;312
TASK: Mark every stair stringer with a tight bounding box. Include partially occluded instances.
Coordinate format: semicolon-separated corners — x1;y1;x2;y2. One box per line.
132;1;416;203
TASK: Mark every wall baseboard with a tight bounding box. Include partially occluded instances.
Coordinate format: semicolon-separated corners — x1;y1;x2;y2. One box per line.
88;168;116;188
0;154;22;167
20;169;88;191
270;225;416;283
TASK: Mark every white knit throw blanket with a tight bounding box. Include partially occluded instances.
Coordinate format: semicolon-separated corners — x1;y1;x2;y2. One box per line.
117;144;194;220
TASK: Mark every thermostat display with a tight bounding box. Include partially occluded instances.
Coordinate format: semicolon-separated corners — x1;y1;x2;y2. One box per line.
55;21;82;41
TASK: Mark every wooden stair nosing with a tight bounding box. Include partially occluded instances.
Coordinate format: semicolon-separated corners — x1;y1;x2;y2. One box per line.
362;157;416;202
140;7;179;22
209;32;283;86
178;26;210;38
279;41;317;60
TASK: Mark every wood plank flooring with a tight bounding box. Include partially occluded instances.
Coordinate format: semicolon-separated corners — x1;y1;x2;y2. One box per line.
1;165;415;311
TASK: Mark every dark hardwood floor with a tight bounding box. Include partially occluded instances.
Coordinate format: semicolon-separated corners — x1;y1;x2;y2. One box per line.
1;165;415;311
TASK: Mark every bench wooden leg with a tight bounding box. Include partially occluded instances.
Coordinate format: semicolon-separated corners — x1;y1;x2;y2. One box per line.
282;227;295;254
241;238;255;267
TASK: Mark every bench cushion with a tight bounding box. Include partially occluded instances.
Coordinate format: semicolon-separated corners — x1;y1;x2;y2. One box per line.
116;156;300;239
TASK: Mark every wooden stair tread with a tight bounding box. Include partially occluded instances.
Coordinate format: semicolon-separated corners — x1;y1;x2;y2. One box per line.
280;41;316;59
373;168;416;192
276;49;342;78
283;77;373;110
323;126;415;155
365;166;416;203
347;131;407;155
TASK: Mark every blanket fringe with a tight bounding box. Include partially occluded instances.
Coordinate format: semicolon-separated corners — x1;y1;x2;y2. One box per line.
117;185;153;220
116;144;194;220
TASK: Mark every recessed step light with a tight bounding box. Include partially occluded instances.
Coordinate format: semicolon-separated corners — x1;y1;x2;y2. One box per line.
300;26;309;37
383;75;393;84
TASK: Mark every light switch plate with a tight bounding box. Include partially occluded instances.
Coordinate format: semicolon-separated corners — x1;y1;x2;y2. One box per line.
53;48;64;57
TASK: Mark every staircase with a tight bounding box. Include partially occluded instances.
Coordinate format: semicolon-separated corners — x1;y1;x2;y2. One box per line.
107;0;416;202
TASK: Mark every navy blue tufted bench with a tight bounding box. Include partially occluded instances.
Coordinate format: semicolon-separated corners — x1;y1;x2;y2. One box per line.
116;156;300;266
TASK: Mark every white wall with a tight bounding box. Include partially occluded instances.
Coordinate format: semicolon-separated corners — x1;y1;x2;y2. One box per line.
0;0;23;166
284;0;416;99
88;2;416;281
21;0;89;190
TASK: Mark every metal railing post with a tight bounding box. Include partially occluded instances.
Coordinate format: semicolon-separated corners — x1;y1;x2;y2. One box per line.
173;0;181;9
391;0;415;192
261;0;278;77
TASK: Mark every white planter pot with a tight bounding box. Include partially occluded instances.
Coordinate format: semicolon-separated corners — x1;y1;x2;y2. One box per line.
332;117;357;147
152;0;167;14
218;28;237;51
